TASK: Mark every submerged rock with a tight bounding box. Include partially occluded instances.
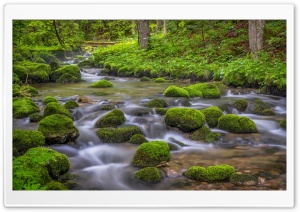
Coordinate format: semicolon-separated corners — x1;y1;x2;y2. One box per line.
229;173;257;186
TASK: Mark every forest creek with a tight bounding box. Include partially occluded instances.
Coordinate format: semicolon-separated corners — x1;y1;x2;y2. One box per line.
12;20;286;191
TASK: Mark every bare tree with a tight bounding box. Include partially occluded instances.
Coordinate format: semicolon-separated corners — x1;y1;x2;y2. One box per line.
138;20;150;49
248;20;265;53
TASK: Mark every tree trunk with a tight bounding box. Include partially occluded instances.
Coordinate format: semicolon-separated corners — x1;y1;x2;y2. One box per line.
53;20;65;46
249;20;265;53
163;20;167;35
131;20;137;35
138;20;150;49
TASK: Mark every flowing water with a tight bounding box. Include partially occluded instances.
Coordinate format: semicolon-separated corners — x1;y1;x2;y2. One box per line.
14;62;287;190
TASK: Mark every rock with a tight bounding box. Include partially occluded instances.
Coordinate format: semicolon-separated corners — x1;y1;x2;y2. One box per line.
129;134;148;144
29;113;43;122
94;109;125;128
64;100;79;109
90;79;113;88
201;106;224;128
252;99;275;115
190;126;211;141
78;95;90;103
188;82;220;99
176;99;191;106
50;65;81;83
43;102;72;119
258;177;266;185
233;99;248;112
217;114;257;133
123;107;153;116
20;86;39;97
279;118;286;129
229;173;257;186
43;96;58;105
164;85;190;98
205;132;221;142
96;126;143;143
183;87;203;98
155;108;168;115
77;60;94;68
154;78;167;83
13;97;40;119
134;167;162;183
145;99;168;108
264;179;281;189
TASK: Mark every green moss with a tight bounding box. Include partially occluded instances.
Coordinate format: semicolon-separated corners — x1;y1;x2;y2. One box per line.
253;99;271;115
29;113;43;122
96;126;143;143
13;63;51;83
95;109;125;128
134;167;162;183
20;86;39;97
77;60;93;68
183;164;235;182
49;61;60;71
13;84;21;97
43;102;72;118
50;65;81;82
201;106;224;128
233;99;248;112
280;118;286;129
183;87;203;98
140;76;151;81
155;108;168;116
164;85;190;98
101;105;115;110
145;99;168;108
57;73;79;83
262;109;275;116
217;114;257;133
154;78;166;83
254;171;275;180
132;141;171;167
189;82;220;99
64;100;79;109
229;173;257;185
13;97;40;119
13;147;70;190
118;66;133;77
13;129;45;157
164;108;205;132
44;181;67;190
38;114;79;145
43;96;58;105
91;91;110;96
190;126;211;141
90;79;113;88
205;132;221;142
129;134;148;144
13;65;27;81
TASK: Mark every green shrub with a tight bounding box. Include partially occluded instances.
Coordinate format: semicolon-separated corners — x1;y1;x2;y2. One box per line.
129;134;148;144
132;141;171;167
217;114;257;133
43;102;72;118
165;108;205;132
64;100;79;109
13;63;50;83
96;126;143;143
164;85;190;98
233;99;248;112
13;97;40;118
190;126;211;141
201;106;224;128
145;99;168;108
13;84;21;97
43;96;58;105
94;109;125;128
188;83;220;99
134;167;162;183
90;79;113;88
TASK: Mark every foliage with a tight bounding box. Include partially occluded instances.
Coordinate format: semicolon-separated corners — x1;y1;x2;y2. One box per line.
217;114;257;133
19;86;39;97
13;62;51;83
134;167;162;183
96;126;143;143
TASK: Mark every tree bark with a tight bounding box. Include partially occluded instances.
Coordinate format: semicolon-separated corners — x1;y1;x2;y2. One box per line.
138;20;150;49
163;20;167;35
249;20;265;53
53;20;65;46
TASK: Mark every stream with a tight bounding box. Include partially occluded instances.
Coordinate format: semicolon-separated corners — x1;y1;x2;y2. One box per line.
13;59;287;190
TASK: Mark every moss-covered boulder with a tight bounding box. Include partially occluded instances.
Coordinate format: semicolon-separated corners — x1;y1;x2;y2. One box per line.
13;63;51;83
13;129;45;157
165;108;205;132
94;109;125;128
49;61;60;71
96;126;143;143
57;73;79;83
44;181;67;190
164;85;190;98
50;65;81;82
118;66;134;77
20;86;39;97
229;173;257;186
183;164;235;182
43;102;72;118
77;60;94;68
140;76;151;81
188;83;220;99
190;126;211;141
145;99;168;108
217;114;257;133
233;99;248;112
13;147;70;190
132;141;171;167
13;97;40;119
38;114;79;145
155;108;168;116
29;113;43;122
280;118;286;129
64;100;79;109
201;106;223;128
183;87;203;98
252;99;272;115
262;109;275;116
90;79;113;88
205;132;221;142
43;96;58;105
129;134;148;144
134;167;162;183
154;78;166;83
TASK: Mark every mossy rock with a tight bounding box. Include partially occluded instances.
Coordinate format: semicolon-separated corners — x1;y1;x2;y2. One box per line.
205;132;221;142
13;129;45;157
183;87;203;98
167;143;179;151
38;114;79;145
43;96;58;105
155;108;168;116
95;109;125;128
140;76;151;82
201;106;224;128
252;99;271;115
188;82;220;99
164;85;190;98
183;164;235;182
177;99;191;107
49;61;60;71
132;141;171;167
50;65;81;82
29;113;43;122
165;108;205;132
96;126;143;143
77;60;94;68
279;118;286;129
64;100;79;109
233;99;248;112
101;104;115;110
91;91;110;96
145;99;168;108
20;86;39;97
44;181;67;190
262;109;275;116
229;173;257;186
90;79;113;88
154;78;166;83
13;97;40;119
134;167;162;183
124;107;153;116
118;66;133;77
13;63;50;83
254;171;275;180
217;114;257;133
13;147;70;190
129;134;148;144
190;126;211;141
43;102;72;118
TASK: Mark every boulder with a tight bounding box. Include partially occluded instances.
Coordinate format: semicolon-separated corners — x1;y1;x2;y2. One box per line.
129;134;148;144
64;100;79;109
134;167;162;183
50;65;81;82
233;99;248;112
90;79;113;88
43;102;72;118
94;109;125;128
145;99;168;108
13;97;40;119
201;106;224;128
164;85;190;98
188;82;220;99
96;126;143;143
217;114;257;133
